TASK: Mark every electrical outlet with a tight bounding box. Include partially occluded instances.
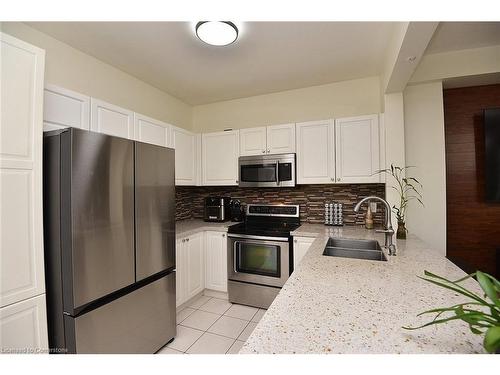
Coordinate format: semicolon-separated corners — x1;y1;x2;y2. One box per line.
370;202;377;213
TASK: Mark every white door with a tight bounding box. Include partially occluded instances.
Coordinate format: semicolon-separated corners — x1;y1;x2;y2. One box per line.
175;238;186;307
204;232;228;292
1;33;46;308
172;126;197;186
335;115;380;183
293;237;315;270
296;120;335;184
43;84;90;131
0;294;48;352
267;123;295;154
239;126;267;156
90;98;134;139
185;233;204;300
202;130;239;186
134;113;170;147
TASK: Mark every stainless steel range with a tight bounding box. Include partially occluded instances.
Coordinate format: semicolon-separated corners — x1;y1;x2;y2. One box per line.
227;204;300;309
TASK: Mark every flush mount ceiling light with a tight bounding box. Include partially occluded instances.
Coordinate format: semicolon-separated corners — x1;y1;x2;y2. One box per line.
195;21;238;46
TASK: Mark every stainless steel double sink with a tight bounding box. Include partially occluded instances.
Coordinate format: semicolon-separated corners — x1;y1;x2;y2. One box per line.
323;238;387;262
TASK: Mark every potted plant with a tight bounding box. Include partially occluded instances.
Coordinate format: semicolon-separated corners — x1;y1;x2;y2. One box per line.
376;164;423;239
403;270;500;353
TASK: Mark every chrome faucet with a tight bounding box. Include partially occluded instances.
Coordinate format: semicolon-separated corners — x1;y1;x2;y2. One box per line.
354;196;396;256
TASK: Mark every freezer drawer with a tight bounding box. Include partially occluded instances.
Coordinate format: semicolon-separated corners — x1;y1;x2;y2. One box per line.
64;272;176;354
135;142;175;281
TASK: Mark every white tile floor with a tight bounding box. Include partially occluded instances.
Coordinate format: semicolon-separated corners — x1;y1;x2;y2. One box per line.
157;295;266;354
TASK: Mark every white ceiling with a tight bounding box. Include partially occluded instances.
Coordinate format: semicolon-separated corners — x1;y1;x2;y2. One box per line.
426;22;500;54
28;22;396;105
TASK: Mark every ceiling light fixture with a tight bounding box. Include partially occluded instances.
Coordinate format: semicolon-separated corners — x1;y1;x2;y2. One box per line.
195;21;238;46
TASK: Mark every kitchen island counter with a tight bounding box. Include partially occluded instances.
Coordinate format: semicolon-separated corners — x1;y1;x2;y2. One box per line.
240;224;485;354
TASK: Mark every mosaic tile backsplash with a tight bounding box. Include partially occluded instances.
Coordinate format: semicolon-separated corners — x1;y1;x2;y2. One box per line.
176;184;386;226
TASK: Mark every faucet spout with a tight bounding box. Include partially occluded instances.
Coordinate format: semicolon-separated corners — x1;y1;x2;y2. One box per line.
353;196;396;256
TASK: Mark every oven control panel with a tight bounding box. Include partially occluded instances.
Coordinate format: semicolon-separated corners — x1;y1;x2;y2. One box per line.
247;204;299;217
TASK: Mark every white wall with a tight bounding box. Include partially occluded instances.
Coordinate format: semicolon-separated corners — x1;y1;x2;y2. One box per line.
403;82;446;255
192;76;381;132
383;92;406;230
1;22;193;130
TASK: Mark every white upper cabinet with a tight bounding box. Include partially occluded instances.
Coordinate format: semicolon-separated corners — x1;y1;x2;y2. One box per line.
335;115;381;183
90;98;134;139
1;33;46;308
43;84;90;131
172;126;199;186
134;113;170;147
267;123;295;154
239;123;295;156
202;130;239;186
239;126;267;156
296;119;335;184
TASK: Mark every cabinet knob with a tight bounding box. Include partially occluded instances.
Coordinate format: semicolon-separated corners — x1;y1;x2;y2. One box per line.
267;150;270;153
294;239;297;243
337;178;341;182
262;150;266;153
330;178;334;181
222;234;226;238
186;238;190;242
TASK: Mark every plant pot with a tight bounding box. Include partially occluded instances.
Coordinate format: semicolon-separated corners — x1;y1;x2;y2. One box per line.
396;221;407;239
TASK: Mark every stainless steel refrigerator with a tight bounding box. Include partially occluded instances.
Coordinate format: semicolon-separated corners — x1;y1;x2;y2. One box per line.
43;128;176;353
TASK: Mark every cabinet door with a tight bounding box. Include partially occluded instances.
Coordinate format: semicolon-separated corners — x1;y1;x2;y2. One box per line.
335;115;380;183
202;130;239;186
267;123;295;154
204;232;228;292
134;113;170;147
43;84;90;131
0;294;48;352
185;233;204;300
172;126;197;186
296;120;335;184
90;98;134;139
1;33;46;308
175;238;187;307
293;237;315;270
239;126;267;156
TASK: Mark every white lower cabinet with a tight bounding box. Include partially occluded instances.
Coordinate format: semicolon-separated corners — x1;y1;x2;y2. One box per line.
293;237;315;270
176;232;204;307
0;294;48;353
204;231;228;292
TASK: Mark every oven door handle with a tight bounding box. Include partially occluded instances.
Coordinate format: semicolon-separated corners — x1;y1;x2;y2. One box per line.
276;161;279;185
227;233;290;242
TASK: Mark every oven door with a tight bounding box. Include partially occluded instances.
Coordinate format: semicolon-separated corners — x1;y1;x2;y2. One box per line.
227;234;290;288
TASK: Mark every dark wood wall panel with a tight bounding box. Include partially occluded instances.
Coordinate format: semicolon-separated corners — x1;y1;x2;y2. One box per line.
444;84;500;278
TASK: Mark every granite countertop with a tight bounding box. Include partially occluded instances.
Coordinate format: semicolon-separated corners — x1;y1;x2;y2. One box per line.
176;219;232;238
240;224;485;354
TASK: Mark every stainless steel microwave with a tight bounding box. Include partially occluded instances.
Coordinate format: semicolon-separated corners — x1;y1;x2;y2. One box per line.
238;153;296;188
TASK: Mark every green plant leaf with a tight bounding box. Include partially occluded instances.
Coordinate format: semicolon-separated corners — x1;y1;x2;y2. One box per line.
483;326;500;353
476;271;500;305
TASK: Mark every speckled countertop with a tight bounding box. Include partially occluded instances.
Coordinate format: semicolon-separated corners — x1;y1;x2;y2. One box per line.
240;224;485;354
176;219;231;238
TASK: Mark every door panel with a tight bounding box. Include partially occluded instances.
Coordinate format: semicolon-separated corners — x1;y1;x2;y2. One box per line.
71;130;135;308
135;142;175;281
90;98;134;139
296;120;335;184
43;84;90;130
134;113;169;147
204;232;227;292
267;123;295;154
202;130;239;186
172;127;196;185
70;273;176;354
335;115;380;183
186;233;204;300
240;127;267;156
